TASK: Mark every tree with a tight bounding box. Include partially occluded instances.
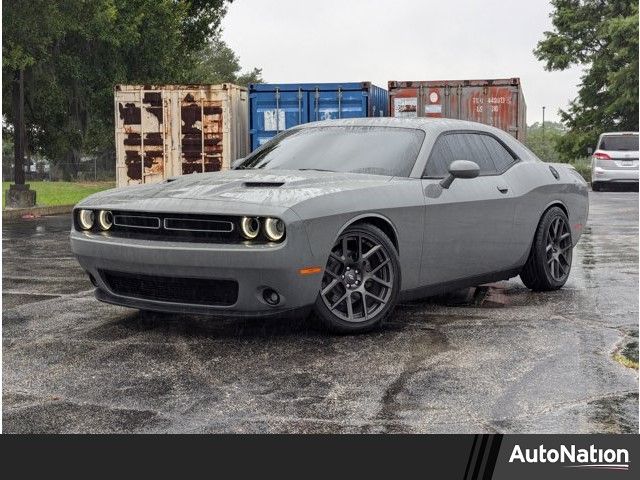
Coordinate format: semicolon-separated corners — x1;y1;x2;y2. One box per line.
2;0;256;180
2;0;67;183
534;0;639;160
525;121;566;162
191;38;263;86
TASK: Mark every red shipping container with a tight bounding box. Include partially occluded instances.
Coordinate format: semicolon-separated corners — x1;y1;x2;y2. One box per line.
388;78;527;141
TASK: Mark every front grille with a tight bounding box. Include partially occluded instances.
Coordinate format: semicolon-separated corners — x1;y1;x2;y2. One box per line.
100;270;238;306
108;211;242;243
114;214;161;229
163;217;234;232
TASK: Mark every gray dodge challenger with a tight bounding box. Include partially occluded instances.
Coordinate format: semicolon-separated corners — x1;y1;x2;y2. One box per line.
70;118;589;332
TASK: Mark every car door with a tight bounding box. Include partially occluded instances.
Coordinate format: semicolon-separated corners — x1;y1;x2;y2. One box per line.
420;131;518;286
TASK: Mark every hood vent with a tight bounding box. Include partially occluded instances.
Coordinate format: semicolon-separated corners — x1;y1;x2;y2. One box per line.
242;181;285;188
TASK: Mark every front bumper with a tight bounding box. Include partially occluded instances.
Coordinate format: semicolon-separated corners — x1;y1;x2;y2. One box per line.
70;219;324;316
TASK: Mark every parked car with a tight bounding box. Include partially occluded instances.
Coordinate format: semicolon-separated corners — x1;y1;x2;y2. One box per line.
70;118;589;333
591;132;639;191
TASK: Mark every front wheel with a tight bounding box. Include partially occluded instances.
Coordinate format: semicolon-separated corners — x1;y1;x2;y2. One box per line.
520;207;573;291
314;224;400;333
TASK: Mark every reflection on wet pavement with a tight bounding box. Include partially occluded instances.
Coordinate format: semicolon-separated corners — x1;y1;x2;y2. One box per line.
2;190;638;433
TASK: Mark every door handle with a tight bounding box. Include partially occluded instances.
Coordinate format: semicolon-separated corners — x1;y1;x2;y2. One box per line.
497;185;509;194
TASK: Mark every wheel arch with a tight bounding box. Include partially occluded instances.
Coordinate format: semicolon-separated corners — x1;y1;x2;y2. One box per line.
337;214;400;254
544;200;569;219
519;199;573;291
521;200;570;264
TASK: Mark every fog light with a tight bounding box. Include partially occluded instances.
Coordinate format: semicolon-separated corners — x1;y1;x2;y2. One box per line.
263;288;280;306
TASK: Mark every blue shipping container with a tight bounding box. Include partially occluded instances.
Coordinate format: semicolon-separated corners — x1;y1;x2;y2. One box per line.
249;82;388;151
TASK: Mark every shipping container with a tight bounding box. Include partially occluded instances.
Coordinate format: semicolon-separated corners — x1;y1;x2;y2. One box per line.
249;82;388;150
388;78;527;141
114;84;249;188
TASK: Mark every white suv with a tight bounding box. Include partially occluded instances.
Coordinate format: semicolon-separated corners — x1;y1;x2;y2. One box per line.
591;132;639;191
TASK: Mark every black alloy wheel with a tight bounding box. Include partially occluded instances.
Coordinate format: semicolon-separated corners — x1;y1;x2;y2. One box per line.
314;224;400;333
545;216;573;282
520;206;573;291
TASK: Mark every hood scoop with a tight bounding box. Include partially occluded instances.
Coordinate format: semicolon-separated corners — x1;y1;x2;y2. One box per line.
242;181;285;188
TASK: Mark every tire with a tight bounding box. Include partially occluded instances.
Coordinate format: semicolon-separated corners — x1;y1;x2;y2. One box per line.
314;223;401;333
520;207;573;291
591;182;603;192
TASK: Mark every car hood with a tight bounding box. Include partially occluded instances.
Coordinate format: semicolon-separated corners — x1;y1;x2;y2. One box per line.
78;170;393;211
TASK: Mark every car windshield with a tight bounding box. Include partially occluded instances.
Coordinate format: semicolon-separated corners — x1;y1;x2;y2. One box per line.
598;135;639;151
236;126;425;177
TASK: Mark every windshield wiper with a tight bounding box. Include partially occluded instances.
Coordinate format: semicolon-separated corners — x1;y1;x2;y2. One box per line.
298;168;335;172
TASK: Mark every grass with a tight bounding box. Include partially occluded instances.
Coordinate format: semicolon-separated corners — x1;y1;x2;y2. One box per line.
613;353;639;370
2;180;115;209
612;331;638;370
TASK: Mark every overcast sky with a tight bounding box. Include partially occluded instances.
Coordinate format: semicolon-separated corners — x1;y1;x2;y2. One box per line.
221;0;584;124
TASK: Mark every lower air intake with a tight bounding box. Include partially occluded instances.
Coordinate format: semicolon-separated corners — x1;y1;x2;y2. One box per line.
100;270;238;306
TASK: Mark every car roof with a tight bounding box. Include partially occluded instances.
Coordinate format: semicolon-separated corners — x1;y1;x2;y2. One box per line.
291;117;538;162
294;117;509;136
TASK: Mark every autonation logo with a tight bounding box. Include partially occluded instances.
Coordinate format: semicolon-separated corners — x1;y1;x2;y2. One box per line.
509;444;630;471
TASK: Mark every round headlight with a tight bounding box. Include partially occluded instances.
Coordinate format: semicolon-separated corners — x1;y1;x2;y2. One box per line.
240;217;260;239
264;218;285;241
78;209;95;230
97;210;113;230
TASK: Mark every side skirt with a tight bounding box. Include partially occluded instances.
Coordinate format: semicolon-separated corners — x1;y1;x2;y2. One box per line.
398;268;522;303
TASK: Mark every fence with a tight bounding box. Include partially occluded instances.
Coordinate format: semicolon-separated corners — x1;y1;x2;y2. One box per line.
3;152;116;182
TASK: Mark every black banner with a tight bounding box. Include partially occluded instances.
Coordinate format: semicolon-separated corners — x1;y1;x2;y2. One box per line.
0;434;638;478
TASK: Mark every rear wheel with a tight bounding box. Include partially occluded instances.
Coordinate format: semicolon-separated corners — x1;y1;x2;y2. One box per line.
314;224;400;333
520;207;573;291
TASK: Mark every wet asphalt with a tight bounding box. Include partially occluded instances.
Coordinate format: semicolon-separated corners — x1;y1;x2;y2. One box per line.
2;190;638;433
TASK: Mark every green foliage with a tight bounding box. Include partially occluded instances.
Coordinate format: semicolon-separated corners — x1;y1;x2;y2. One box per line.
191;38;263;86
525;121;566;162
2;0;260;179
569;156;592;183
534;0;639;161
525;122;592;182
2;0;67;71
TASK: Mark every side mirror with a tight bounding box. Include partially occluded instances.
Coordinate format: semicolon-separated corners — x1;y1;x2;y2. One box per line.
440;160;480;189
587;147;593;155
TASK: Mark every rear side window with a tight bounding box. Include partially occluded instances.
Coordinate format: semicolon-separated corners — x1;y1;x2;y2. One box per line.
424;132;517;177
479;135;517;171
598;135;639;151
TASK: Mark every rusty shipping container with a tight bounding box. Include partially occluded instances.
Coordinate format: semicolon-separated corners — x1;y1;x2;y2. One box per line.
388;78;527;141
114;84;249;188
